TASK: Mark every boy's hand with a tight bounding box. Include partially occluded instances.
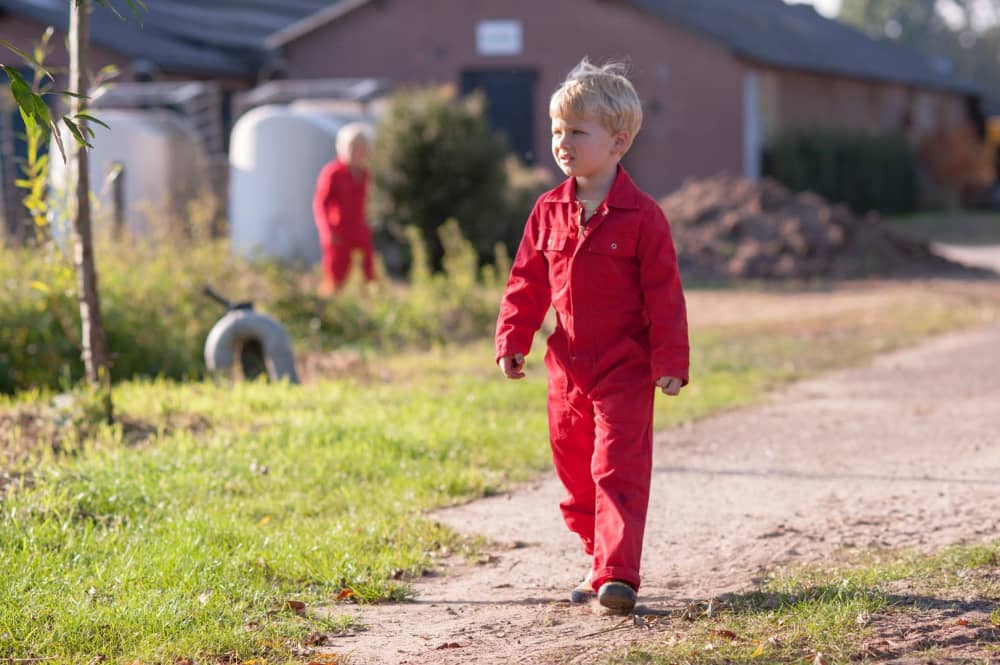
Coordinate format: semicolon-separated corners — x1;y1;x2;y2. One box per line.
499;353;526;379
656;376;683;396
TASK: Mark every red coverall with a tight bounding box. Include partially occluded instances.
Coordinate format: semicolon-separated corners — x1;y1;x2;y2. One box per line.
495;166;689;593
312;158;376;289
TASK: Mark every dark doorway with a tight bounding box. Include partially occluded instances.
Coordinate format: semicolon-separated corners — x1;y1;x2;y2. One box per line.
461;69;537;164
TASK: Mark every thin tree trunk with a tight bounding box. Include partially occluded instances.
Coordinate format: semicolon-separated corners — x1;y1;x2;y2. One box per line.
70;0;112;421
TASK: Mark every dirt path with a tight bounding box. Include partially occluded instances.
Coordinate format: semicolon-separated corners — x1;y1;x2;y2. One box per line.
933;242;1000;275
324;319;1000;664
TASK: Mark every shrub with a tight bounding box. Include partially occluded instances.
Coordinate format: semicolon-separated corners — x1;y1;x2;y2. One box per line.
2;219;508;395
370;86;550;268
762;130;918;215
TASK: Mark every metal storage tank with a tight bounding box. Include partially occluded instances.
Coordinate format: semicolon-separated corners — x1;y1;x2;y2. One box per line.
49;109;210;238
228;104;369;264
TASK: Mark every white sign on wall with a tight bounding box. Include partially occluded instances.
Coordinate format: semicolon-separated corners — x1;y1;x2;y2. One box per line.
476;20;523;56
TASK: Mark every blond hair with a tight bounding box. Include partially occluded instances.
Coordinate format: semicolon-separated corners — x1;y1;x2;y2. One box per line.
550;58;643;148
335;121;373;159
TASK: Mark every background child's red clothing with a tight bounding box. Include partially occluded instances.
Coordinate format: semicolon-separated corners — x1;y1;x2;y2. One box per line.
313;158;376;288
496;165;689;592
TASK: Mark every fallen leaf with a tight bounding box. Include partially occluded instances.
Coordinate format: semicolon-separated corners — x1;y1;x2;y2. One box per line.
712;629;739;641
307;655;340;665
284;599;306;614
336;588;355;601
436;642;463;650
750;644;765;658
257;515;272;526
304;632;328;646
813;652;829;665
956;618;971;626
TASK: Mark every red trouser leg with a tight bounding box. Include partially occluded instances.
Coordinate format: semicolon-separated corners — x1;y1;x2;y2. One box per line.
548;370;597;555
323;242;352;290
357;235;376;282
547;356;654;593
590;377;654;593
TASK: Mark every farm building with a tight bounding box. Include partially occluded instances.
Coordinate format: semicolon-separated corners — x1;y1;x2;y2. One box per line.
0;0;986;238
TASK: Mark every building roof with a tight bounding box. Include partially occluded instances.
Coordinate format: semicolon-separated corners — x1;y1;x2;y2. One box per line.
626;0;977;94
268;0;978;96
0;0;979;95
0;0;333;77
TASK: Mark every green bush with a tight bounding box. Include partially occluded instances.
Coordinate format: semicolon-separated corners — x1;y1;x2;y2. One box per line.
1;221;507;395
0;238;248;395
762;130;918;215
370;86;550;267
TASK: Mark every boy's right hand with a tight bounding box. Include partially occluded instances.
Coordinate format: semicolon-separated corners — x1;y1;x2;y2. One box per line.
499;353;526;379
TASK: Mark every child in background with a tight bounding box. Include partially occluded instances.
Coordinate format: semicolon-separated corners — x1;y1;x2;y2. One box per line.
313;122;377;293
495;58;689;613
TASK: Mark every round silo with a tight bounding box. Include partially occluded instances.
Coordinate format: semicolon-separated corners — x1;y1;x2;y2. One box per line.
49;109;210;240
229;105;370;264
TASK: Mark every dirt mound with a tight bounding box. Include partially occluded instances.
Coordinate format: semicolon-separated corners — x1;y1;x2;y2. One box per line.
661;175;984;280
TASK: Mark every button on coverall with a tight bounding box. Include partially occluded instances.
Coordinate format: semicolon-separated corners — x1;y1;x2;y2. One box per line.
496;166;689;593
313;158;376;289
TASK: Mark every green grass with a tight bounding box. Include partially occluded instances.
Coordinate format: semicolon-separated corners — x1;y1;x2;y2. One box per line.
604;542;1000;664
1;285;999;663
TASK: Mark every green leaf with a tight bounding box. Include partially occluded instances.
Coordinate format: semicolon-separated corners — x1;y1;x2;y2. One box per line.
0;38;54;82
92;0;147;23
1;65;52;141
49;90;89;100
49;120;67;162
62;116;93;149
75;112;110;130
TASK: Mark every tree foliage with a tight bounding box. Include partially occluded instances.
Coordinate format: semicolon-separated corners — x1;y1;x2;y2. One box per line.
839;0;1000;103
370;86;535;268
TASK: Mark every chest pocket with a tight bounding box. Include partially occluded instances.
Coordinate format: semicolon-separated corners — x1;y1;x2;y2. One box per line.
536;230;569;253
588;230;638;257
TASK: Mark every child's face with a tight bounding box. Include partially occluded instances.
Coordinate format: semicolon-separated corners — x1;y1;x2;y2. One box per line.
550;113;626;180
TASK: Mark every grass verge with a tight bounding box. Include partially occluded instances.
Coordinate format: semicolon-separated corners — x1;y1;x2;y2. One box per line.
604;541;1000;664
1;283;998;664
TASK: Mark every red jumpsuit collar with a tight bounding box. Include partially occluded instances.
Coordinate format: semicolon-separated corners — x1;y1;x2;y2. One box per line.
542;165;641;210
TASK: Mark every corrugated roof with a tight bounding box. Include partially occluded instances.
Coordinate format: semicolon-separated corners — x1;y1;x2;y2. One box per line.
0;0;980;95
0;0;335;76
625;0;978;94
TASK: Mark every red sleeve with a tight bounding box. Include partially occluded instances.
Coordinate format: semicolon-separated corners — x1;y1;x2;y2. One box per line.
638;205;690;384
312;163;339;244
495;202;551;363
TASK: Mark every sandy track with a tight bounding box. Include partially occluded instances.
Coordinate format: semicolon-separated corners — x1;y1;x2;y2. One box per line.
322;319;1000;664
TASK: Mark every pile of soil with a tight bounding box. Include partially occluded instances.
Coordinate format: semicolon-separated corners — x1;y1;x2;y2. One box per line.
661;175;983;280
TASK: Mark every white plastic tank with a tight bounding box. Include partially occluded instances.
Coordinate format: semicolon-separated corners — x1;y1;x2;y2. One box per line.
228;105;370;264
49;109;210;238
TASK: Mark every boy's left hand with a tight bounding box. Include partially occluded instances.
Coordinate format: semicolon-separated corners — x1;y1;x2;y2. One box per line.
656;376;683;396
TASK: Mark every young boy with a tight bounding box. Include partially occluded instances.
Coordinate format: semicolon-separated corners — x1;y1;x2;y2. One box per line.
312;122;377;293
495;59;689;614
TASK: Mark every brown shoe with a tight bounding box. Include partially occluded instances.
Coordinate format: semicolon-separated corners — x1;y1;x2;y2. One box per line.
569;570;595;603
597;580;636;613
